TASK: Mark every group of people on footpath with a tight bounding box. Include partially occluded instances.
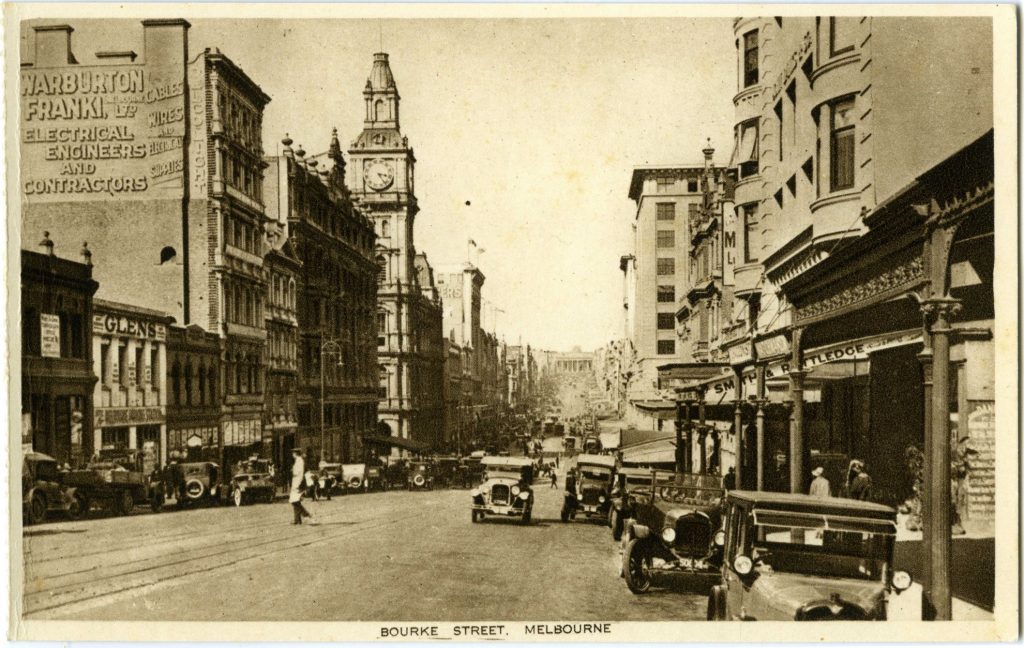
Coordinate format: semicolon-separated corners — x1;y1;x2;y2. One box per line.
808;459;872;500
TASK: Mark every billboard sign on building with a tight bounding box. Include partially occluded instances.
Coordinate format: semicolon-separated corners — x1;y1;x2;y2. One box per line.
20;64;188;202
39;312;60;357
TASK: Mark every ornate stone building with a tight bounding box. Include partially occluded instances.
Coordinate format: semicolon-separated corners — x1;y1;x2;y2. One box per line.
262;222;301;467
348;52;444;450
264;130;379;464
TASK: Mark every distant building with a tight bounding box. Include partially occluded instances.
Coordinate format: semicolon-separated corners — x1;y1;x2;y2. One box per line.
553;348;596;374
262;223;301;468
21;238;97;466
165;323;221;463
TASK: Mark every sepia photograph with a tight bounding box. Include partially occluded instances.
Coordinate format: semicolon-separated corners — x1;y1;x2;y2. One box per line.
5;3;1017;642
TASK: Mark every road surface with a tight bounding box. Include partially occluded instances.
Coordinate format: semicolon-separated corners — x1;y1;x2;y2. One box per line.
21;470;707;621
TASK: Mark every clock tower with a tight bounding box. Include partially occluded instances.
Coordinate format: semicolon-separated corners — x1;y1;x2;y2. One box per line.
349;52;418;287
349;52;441;451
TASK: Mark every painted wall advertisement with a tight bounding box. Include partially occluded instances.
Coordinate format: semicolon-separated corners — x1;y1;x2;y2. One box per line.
20;64;187;202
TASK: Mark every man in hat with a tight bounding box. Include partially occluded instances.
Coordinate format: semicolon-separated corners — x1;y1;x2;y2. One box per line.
289;448;315;525
809;466;831;498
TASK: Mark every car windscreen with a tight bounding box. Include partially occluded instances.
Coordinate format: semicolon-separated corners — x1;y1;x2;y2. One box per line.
34;460;59;481
749;510;894;580
579;467;612;480
487;469;523;481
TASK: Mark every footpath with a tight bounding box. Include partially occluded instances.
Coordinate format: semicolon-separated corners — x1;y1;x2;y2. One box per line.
889;514;994;620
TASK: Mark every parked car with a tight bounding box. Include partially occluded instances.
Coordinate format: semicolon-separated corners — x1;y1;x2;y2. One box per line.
706;491;911;620
366;464;387;491
621;471;726;594
407;461;434;490
229;458;276;506
561;453;617;523
175;461;222;507
342;463;367;491
22;452;83;524
609;466;654;541
320;462;345;495
471;456;534;524
432;456;461;488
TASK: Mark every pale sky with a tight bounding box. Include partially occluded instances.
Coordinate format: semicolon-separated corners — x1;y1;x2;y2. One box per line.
22;17;736;352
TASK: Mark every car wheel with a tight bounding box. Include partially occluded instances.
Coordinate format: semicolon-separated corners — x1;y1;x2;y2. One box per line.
560;505;570;523
623;538;653;594
150;492;163;514
471;510;480;523
233;487;244;507
611;509;622;541
707;585;727;620
27;493;47;525
185;479;205;500
522;507;532;525
118;490;134;516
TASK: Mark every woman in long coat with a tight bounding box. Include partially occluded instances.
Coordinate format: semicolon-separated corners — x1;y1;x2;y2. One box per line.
290;449;313;525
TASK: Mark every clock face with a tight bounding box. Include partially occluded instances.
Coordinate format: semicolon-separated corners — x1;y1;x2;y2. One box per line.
365;159;395;191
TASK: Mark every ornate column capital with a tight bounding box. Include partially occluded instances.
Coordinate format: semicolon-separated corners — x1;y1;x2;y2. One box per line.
921;297;963;333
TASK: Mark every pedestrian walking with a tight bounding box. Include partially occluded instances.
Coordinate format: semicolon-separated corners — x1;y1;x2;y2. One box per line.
318;458;332;501
289;448;314;525
846;460;872;501
305;467;319;501
723;466;736;490
550;470;557;489
809;466;831;498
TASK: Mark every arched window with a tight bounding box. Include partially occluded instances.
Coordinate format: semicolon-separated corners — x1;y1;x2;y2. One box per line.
374;99;386;121
159;246;176;265
184;361;193;406
376;255;387;283
237;355;246;394
382;220;390;237
208;365;217;404
198;362;206;405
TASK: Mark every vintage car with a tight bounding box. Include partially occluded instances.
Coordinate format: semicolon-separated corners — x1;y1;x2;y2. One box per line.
609;466;654;541
471;456;534;524
707;491;912;620
432;456;462;488
621;471;726;594
22;452;84;524
365;464;387;491
407;461;435;490
176;461;222;507
561;453;617;523
229;458;276;506
320;463;345;495
341;464;367;491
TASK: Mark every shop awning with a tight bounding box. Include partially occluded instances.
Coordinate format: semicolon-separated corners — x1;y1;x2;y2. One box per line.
657;362;730;385
632;400;677;420
599;430;620;451
362;434;431;454
620;436;677;467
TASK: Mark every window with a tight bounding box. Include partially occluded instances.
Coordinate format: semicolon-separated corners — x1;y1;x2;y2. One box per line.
774;100;783;161
738;118;760;178
687;179;698;193
150;349;159;390
656;177;673;192
118;344;129;388
135;347;144;387
22;307;40;356
743;30;759;87
100;341;111;384
830;97;856;191
171;361;181;405
657;340;676;355
656;230;675;249
657;285;675;303
657;313;675;330
688;203;700;222
656;258;675;276
381;219;390;237
829;17;856;57
655;203;675;221
59;312;84;359
742;203;760;263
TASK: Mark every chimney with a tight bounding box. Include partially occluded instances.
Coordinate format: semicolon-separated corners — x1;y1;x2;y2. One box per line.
34;25;76;66
141;19;190;66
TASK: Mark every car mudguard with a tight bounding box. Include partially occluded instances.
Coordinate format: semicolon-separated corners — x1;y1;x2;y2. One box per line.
630;523;651;539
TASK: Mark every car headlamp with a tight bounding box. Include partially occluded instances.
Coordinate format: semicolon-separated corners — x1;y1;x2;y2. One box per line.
714;530;726;546
892;570;912;592
511;485;521;495
733;555;753;576
598;495;606;503
661;527;676;543
518;491;530;500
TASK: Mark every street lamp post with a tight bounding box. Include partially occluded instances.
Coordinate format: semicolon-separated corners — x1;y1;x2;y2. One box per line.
320;339;344;464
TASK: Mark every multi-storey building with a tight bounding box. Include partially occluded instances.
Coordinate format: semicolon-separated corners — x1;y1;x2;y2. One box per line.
91;299;172;472
165;323;221;461
21;239;97;467
348;52;444;451
262;222;301;467
19;21;273;469
711;17;994;510
264;131;379;464
622;165;707;429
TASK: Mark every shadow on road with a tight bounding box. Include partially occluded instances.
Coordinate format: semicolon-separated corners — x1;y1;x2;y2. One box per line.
24;528;87;537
